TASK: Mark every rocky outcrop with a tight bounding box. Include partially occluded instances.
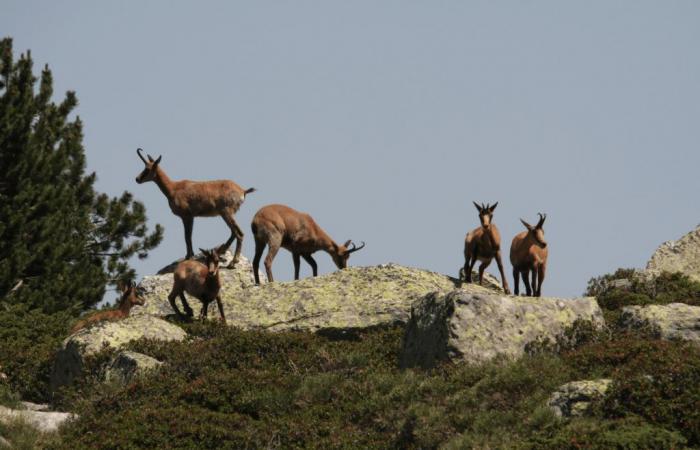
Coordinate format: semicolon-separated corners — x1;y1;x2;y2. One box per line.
136;256;500;333
0;405;75;433
400;290;605;368
548;379;612;418
647;225;700;282
620;303;700;343
51;315;186;391
104;351;163;385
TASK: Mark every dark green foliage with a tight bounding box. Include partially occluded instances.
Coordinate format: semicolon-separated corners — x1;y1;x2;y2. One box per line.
0;37;163;314
48;322;700;449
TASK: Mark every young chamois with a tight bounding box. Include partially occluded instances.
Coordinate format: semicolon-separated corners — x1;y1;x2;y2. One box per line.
510;213;548;297
251;204;365;285
168;248;226;323
135;148;255;264
70;281;144;333
461;202;511;294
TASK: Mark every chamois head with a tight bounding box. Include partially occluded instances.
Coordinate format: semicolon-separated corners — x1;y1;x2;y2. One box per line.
118;280;145;307
135;148;163;184
199;248;221;277
331;240;366;269
520;213;547;248
473;201;498;230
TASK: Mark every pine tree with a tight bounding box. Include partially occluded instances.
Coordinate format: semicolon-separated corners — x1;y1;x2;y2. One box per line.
0;37;163;314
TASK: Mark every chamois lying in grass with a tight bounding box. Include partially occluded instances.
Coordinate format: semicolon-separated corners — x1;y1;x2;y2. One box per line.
461;202;511;294
251;204;365;284
510;213;548;297
168;248;226;323
135;148;255;264
71;281;144;333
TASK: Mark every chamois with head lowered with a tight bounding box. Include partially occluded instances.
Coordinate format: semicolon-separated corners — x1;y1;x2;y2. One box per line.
70;281;144;333
510;213;548;297
461;202;511;294
135;148;255;264
251;204;365;285
168;248;226;323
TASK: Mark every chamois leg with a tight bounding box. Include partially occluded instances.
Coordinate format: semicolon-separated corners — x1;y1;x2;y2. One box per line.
293;252;301;280
264;237;282;283
466;248;479;283
536;264;546;297
462;246;472;283
521;270;532;296
252;236;266;285
200;301;210;320
513;268;520;296
215;295;226;324
168;287;192;319
179;293;194;317
478;259;492;286
182;216;195;259
494;250;511;295
219;210;244;266
531;268;538;298
302;254;318;277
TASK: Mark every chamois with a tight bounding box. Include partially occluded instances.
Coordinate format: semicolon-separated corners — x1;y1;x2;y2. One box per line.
168;248;226;323
510;213;548;297
135;148;255;264
70;281;144;333
461;202;511;294
251;204;365;284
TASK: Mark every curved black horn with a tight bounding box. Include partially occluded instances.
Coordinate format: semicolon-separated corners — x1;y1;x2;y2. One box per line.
347;241;366;254
137;148;147;163
537;213;547;228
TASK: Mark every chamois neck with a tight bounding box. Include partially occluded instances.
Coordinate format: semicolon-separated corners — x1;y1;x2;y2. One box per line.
153;167;175;198
118;298;132;316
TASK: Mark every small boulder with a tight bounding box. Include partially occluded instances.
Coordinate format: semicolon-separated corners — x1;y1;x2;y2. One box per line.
400;290;605;368
104;351;163;385
647;225;700;282
620;303;700;343
0;405;76;433
51;315;186;391
548;379;612;418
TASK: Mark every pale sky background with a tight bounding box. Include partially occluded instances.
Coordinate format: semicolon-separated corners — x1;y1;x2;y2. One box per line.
2;1;699;298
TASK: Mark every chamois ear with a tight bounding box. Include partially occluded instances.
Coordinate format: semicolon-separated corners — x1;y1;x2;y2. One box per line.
520;218;533;231
489;202;498;212
199;248;208;257
117;280;128;293
472;201;482;212
153;155;162;165
343;240;352;248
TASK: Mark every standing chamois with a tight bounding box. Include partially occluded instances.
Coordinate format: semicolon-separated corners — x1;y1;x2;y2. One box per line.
168;248;226;323
71;281;144;333
461;202;511;294
135;148;255;264
510;213;548;297
251;204;365;284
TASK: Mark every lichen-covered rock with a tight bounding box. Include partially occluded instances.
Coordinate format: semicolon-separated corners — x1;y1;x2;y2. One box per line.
51;315;186;390
104;351;163;385
647;225;700;282
0;405;76;433
548;379;612;418
136;258;501;333
620;303;700;343
400;290;605;368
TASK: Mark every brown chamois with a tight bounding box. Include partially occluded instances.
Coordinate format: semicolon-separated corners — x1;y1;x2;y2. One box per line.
70;281;144;333
461;202;511;294
251;204;365;285
168;248;226;323
510;213;548;297
135;148;255;264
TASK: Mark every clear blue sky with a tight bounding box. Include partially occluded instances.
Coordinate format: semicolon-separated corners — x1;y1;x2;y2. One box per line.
3;1;699;297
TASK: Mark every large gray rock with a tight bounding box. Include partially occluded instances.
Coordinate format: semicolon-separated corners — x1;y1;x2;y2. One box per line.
0;405;76;433
136;256;501;333
548;379;612;418
400;290;605;368
104;351;163;385
647;225;700;282
621;303;700;343
51;315;186;391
